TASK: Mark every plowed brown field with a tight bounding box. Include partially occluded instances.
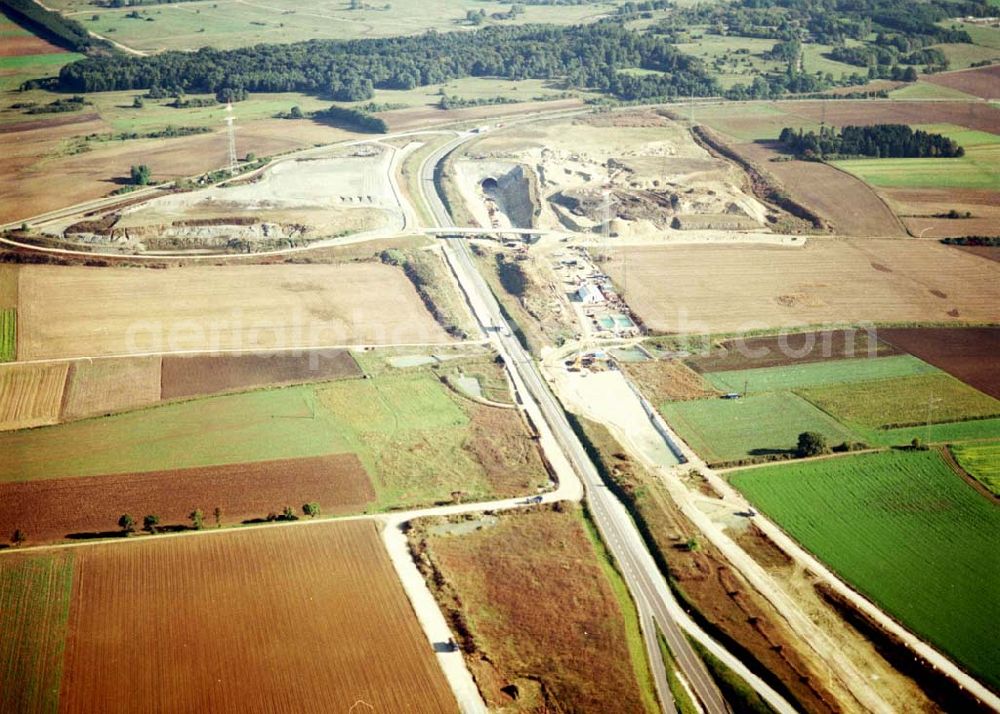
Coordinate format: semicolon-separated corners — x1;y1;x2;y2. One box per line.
17;263;451;360
0;454;374;543
61;356;162;420
161;348;361;399
735;141;906;236
0;362;68;431
925;65;1000;100
606;238;1000;333
878;327;1000;399
60;521;456;713
783;100;1000;134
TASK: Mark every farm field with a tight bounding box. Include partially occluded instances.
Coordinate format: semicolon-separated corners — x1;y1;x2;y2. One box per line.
704;354;936;395
0;454;374;544
622;359;719;404
951;441;1000;496
798;372;1000;431
878;327;1000;399
412;507;658;712
832;126;1000;191
0;307;15;362
729;450;1000;689
1;368;545;510
603;239;1000;333
925;64;1000;100
15;263;451;360
661;391;859;464
160;348;361;399
0;362;69;430
0;552;74;714
684;329;900;373
60;356;162;421
731;139;906;236
58;521;457;713
45;0;618;52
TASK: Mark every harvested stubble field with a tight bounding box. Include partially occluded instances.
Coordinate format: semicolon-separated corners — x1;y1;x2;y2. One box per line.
59;521;456;713
730;450;1000;690
661;391;859;464
604;239;1000;333
16;263;451;360
685;329;900;373
0;362;69;431
0;454;373;544
879;327;1000;399
160;348;361;400
60;356;162;421
412;507;658;713
0;552;74;714
950;441;1000;497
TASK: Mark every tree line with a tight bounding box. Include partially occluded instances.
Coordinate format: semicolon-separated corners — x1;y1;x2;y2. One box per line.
57;23;721;102
778;124;965;159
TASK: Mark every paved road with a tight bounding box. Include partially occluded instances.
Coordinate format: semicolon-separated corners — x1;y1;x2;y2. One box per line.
419;131;744;714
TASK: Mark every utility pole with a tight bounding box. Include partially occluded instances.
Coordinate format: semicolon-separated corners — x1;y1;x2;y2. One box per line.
925;395;941;444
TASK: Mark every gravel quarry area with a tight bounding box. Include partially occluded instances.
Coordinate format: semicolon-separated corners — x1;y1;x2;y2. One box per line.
50;147;403;254
457;111;771;241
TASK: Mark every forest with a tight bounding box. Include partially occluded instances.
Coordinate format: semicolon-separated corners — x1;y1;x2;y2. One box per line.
778;124;965;159
57;24;721;101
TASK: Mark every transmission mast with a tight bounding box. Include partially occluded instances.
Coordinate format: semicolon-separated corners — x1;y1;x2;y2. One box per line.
224;102;238;175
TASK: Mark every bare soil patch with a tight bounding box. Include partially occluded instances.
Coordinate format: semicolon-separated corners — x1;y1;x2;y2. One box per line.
686;329;901;373
902;216;1000;238
606;239;1000;333
0;454;374;543
925;65;1000;100
61;356;162;420
0;34;65;56
161;349;360;400
735;141;905;236
17;263;451;360
0;362;68;430
878;327;1000;399
622;359;720;402
411;507;655;713
60;521;455;713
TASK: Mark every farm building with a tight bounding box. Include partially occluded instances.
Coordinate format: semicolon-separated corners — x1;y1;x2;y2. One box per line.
577;284;605;304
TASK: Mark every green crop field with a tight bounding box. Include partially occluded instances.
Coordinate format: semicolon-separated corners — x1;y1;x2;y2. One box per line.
888;82;978;101
661;391;859;464
0;553;74;713
0;309;14;362
705;355;935;395
833;125;1000;190
799;372;1000;430
951;441;1000;496
45;0;620;52
730;450;1000;689
871;417;1000;448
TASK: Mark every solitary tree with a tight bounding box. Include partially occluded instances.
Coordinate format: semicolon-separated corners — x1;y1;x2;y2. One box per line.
130;164;151;186
213;506;223;528
289;105;303;119
11;529;27;547
282;506;297;521
143;514;161;534
190;509;205;530
132;95;144;108
118;513;136;536
303;502;321;519
796;431;829;458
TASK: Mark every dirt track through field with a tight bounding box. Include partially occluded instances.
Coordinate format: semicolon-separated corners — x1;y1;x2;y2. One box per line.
60;521;457;713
